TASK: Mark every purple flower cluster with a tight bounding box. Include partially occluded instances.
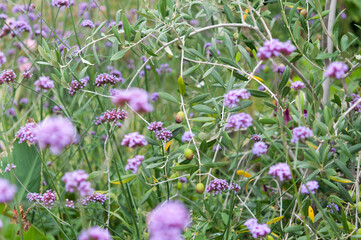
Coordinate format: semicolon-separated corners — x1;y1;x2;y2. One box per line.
147;122;173;142
150;92;159;102
15;122;38;144
0;178;16;203
350;94;361;112
111;88;153;113
125;155;144;174
94;109;128;127
268;163;291;181
36;117;77;155
110;70;125;83
22;70;33;79
300;180;319;194
224;89;251;108
78;227;112;240
94;73;118;87
51;0;70;8
121;132;147;148
0;69;16;84
156;64;172;75
0;51;6;66
290;81;305;90
147;122;163;131
69;77;89;95
35;76;55;92
252;141;268;157
147;201;190;240
225;113;253;130
4;164;16;173
80;192;107;206
66;199;75;208
182;131;195;142
244;218;271;239
62;170;94;197
257;39;296;60
250;134;262;142
80;20;95;28
325;62;348;79
291;126;313;144
327;203;339;213
206;178;240;195
28;190;57;209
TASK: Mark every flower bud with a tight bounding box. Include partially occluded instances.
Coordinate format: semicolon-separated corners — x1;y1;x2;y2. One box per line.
184;148;194;160
177;182;182;190
357;202;361;213
196;183;205;194
175;111;185;123
300;9;307;18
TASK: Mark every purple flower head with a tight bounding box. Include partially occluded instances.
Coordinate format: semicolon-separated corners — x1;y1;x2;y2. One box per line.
180;177;187;183
121;132;147;148
244;218;271;239
350;94;361;112
66;199;75;208
94;73;118;87
0;69;16;84
0;51;6;66
141;55;147;62
268;163;291;181
155;129;172;142
13;20;30;33
272;64;285;74
156;64;172;75
0;14;6;20
125;155;144;174
36;117;77;155
291;81;305;90
22;71;33;79
206;178;229;195
62;170;94;197
111;88;153;113
78;227;112;240
150;92;159;102
190;19;199;26
51;0;70;8
4;164;16;173
300;180;319;194
80;20;95;28
147;201;190;240
94;109;127;126
110;70;125;83
291;126;313;144
257;39;296;60
252;141;268;157
325;62;348;79
258;85;265;91
15;121;38;144
0;4;8;12
0;178;16;203
327;203;339;213
225;113;253;130
128;59;135;69
250;134;262;142
148;122;163;132
81;192;107;206
224;89;251;108
35;76;54;92
69;77;89;95
212;145;222;152
41;190;57;209
182;131;195;142
229;183;241;193
7;108;16;117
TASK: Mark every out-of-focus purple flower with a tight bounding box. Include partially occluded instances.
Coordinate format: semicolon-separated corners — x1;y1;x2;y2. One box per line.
141;55;147;62
291;126;313;144
290;81;305;90
66;199;75;208
8;108;16;117
27;192;42;203
0;13;7;20
350;94;361;112
341;12;347;19
258;85;265;91
327;203;339;213
268;163;291;181
110;70;125;83
148;122;163;132
13;20;30;33
128;59;135;69
81;192;107;206
244;218;271;239
15;121;37;144
62;170;94;197
94;109;127;126
156;64;172;75
22;71;33;79
204;42;221;57
225;113;253;130
229;183;241;193
206;179;229;195
51;0;70;8
212;145;222;152
0;4;8;12
0;69;16;84
250;134;262;142
325;62;348;79
272;64;285;74
108;20;123;29
180;177;187;183
78;226;112;240
224;89;251;108
300;180;319;194
94;73;118;87
35;76;54;92
182;131;195;142
189;19;199;26
257;39;296;60
4;164;16;173
0;178;16;203
121;132;147;148
69;77;89;95
147;201;190;240
125;155;144;174
36;117;77;155
150;92;159;102
80;19;95;28
252;141;268;157
0;51;6;66
111;88;153;113
139;70;145;78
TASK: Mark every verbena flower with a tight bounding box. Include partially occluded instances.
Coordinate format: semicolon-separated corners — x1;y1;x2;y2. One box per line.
125;155;144;174
81;192;107;206
66;199;75;208
0;69;16;84
290;81;305;90
327;203;339;213
206;179;229;195
80;19;95;28
69;77;88;95
94;109;128;126
252;141;268;157
22;70;33;79
182;131;195;142
325;62;348;79
250;134;262;142
34;76;54;91
155;129;172;142
150;92;159;102
121;132;147;148
0;178;16;203
244;218;271;239
78;226;112;240
51;0;70;8
4;164;16;173
225;113;253;130
111;88;153;113
148;122;163;132
40;190;57;209
36;117;77;155
300;180;319;194
223;89;251;108
257;39;296;60
0;51;6;66
94;73;118;87
62;170;94;197
16;122;38;144
291;126;313;144
147;201;190;240
268;163;291;181
110;70;125;83
350;94;361;112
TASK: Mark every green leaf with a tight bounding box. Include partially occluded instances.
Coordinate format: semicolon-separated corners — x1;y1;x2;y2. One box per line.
249;89;270;98
278;66;290;91
110;49;128;61
259;118;277;124
223;2;234;23
238;45;252;69
188;94;209;104
192;105;217;114
158;92;179;103
316;52;338;60
171;164;197;171
183;64;200;76
190;117;215;122
122;14;131;41
178;76;186;96
218;57;239;69
349;144;361;154
284;225;304;233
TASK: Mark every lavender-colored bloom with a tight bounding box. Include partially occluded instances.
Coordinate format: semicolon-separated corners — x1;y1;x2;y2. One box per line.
66;199;75;208
36;117;77;155
252;141;268;157
225;113;253;130
94;109;127;126
0;4;7;12
35;76;54;91
125;155;144;174
8;108;16;117
94;73;119;87
110;70;125;83
0;69;16;84
156;64;172;75
272;64;285;74
150;92;159;102
13;20;30;32
22;71;33;79
41;190;57;209
111;88;153;113
258;85;265;91
180;177;187;183
268;163;291;181
212;145;222;152
325;62;348;79
0;13;7;20
147;201;190;240
69;77;89;95
244;218;271;239
204;42;221;57
62;170;94;197
155;129;172;142
78;226;112;240
327;203;339;213
121;132;147;148
206;178;229;195
51;0;70;8
0;219;2;230
224;89;251;108
0;178;16;203
291;126;313;144
27;192;43;203
15;122;37;144
257;39;296;60
139;70;145;78
229;183;241;193
182;131;195;142
4;164;16;173
190;19;199;26
80;20;95;28
0;51;6;66
128;59;135;69
147;122;163;132
341;12;347;19
81;192;107;206
250;134;262;142
291;81;305;90
300;180;319;194
350;94;361;112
